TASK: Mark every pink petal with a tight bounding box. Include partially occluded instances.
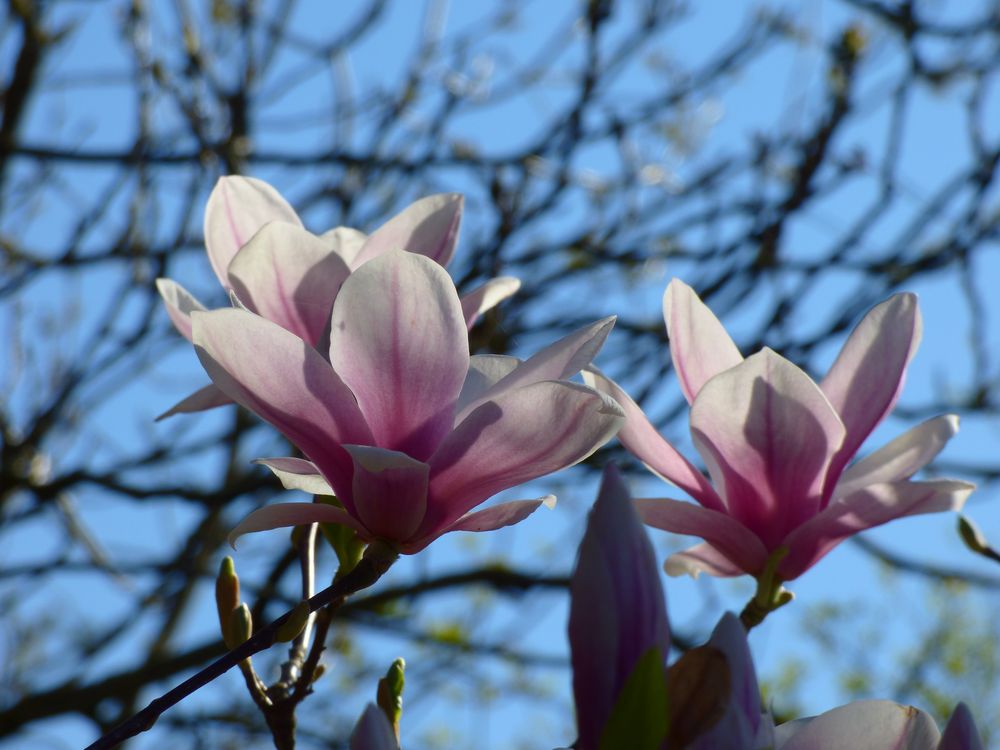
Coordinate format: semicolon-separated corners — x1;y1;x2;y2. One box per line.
636;497;769;577
255;457;333;495
939;703;984;750
456;317;615;421
329;251;468;460
690;348;846;547
582;367;723;511
350;703;399;750
425;381;624;536
688;612;770;749
779;479;973;580
344;445;429;542
349;193;463;270
663;543;748;578
156;278;207;342
455;355;521;415
819;293;922;488
663;279;743;404
570;465;670;750
204;176;302;288
835;415;959;500
774;700;940;749
404;496;555;553
320;226;368;267
155;383;231;421
228;501;365;548
460;276;521;329
192;308;374;495
226;222;351;346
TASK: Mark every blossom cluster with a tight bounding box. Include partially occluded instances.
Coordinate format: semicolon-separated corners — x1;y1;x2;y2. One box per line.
156;177;982;749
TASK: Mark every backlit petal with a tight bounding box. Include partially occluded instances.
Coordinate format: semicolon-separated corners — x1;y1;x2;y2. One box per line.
834;415;959;500
204;176;302;287
779;479;973;580
583;367;722;511
193;308;373;495
774;700;940;749
405;496;555;553
425;381;624;535
228;502;364;548
227;222;351;346
663;543;748;578
820;293;922;485
344;445;429;542
690;349;845;547
255;457;334;496
155;383;231;421
330;251;468;460
663;279;743;404
636;498;769;577
156;278;207;342
350;193;463;269
460;276;521;329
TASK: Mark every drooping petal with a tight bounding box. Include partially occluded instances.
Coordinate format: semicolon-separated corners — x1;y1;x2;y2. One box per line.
457;317;616;421
688;613;770;749
228;501;365;548
155;383;232;421
663;279;743;404
663;543;749;578
779;479;974;580
226;222;351;346
636;498;770;577
820;293;922;487
689;348;846;547
349;193;463;269
156;278;207;342
344;445;429;542
460;276;521;329
455;355;522;416
349;704;400;750
834;415;959;500
255;457;334;496
193;308;373;494
774;700;940;750
582;367;723;512
570;465;670;750
204;176;302;288
938;703;984;750
320;226;368;267
404;496;556;553
329;251;468;460
425;381;624;536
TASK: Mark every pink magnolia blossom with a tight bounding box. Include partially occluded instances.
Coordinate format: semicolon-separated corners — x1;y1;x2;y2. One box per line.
349;704;399;750
158;176;520;417
585;280;973;581
569;464;670;750
194;250;623;553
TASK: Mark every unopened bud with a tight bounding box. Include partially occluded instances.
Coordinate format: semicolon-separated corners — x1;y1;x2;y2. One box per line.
958;515;1000;564
377;657;406;740
275;600;311;643
225;603;252;650
215;556;240;634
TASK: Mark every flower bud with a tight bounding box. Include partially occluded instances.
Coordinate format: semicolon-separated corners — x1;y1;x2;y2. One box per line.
376;658;406;740
225;603;253;650
215;556;240;635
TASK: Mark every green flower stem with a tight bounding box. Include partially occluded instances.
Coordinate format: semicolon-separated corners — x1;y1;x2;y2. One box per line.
739;547;794;631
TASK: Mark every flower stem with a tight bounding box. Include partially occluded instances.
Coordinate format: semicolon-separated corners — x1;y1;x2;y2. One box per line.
739;547;794;631
85;541;399;750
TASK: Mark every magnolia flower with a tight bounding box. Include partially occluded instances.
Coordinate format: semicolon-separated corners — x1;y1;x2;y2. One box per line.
569;464;671;750
775;701;983;749
586;280;973;581
158;176;520;417
350;704;399;750
195;250;623;553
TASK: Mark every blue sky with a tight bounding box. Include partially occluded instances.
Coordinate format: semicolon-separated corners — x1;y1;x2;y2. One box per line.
3;1;1000;747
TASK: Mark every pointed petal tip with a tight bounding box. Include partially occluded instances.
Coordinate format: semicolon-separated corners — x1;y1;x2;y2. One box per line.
542;494;557;509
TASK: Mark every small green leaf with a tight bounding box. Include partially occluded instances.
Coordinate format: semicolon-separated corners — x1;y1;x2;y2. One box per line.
598;647;668;750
